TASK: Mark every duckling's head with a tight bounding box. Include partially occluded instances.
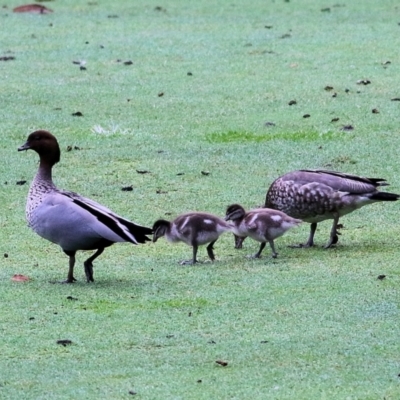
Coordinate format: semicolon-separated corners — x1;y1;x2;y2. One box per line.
18;130;61;166
225;204;245;221
152;219;170;242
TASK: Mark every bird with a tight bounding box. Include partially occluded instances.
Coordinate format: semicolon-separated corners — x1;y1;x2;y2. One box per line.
18;130;153;283
265;169;400;248
225;204;301;258
152;212;233;264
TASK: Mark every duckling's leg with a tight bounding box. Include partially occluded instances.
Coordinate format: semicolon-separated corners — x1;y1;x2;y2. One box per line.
253;242;266;258
180;244;198;265
268;240;278;258
324;214;340;249
83;248;104;282
234;235;246;249
63;250;77;283
206;240;217;261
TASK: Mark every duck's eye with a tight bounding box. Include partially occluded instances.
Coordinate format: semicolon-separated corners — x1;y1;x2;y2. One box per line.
33;135;41;141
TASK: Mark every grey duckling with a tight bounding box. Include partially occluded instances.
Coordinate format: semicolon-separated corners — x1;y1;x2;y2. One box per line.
225;204;301;258
265;169;400;248
153;212;233;264
18;130;152;283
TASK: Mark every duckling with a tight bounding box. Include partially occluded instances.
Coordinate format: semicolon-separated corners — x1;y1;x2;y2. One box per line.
266;169;400;248
18;130;153;283
153;212;233;264
225;204;301;258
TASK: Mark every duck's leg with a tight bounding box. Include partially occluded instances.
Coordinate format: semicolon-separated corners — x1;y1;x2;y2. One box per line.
63;250;77;283
290;222;317;248
206;240;217;261
325;214;340;249
253;242;266;258
234;235;246;249
83;248;104;282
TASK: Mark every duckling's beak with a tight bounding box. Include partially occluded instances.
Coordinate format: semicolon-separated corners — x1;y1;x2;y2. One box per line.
18;142;30;151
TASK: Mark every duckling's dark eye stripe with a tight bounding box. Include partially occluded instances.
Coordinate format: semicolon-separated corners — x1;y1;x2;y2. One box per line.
71;197;135;243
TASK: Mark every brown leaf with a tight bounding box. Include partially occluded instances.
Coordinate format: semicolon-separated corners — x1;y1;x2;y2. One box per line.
13;4;53;13
11;274;30;282
216;360;228;367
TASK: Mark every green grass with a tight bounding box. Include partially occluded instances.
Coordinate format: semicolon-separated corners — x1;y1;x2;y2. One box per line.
1;0;400;398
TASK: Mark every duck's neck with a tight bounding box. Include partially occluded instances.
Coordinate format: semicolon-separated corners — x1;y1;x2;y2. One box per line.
32;160;57;191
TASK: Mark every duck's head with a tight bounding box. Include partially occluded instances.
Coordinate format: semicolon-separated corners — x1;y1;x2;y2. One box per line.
18;130;61;165
225;204;245;221
152;219;170;242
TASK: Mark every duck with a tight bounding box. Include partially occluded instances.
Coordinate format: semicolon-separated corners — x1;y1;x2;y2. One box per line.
152;212;233;264
265;169;400;248
18;130;153;283
225;204;301;258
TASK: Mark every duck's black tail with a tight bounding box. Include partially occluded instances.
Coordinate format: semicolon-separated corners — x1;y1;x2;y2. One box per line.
369;192;400;201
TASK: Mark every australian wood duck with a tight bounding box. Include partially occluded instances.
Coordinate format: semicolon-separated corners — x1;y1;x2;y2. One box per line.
18;130;152;283
225;204;301;258
265;169;400;248
152;212;233;264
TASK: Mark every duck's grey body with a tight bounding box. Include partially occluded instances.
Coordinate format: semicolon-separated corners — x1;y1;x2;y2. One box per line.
19;130;152;283
153;212;233;264
226;204;301;258
265;169;399;247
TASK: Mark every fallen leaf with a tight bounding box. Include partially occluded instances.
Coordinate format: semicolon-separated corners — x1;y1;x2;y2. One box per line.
341;125;354;131
121;186;133;191
13;4;53;13
136;170;150;174
0;56;15;61
377;275;386;280
356;79;371;85
216;360;228;367
16;180;27;185
288;100;297;105
56;339;72;346
331;117;339;122
324;86;334;91
12;274;30;282
201;171;210;176
372;108;379;114
71;111;83;117
303;114;310;118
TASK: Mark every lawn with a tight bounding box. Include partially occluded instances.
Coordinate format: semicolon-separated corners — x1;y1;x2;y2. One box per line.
1;0;400;398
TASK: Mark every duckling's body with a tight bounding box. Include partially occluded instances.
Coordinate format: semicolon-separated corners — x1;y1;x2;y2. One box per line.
18;130;152;283
153;212;233;264
225;204;301;258
265;169;400;248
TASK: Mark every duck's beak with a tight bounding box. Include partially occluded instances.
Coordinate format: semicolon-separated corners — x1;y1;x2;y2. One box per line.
224;215;230;221
18;142;30;151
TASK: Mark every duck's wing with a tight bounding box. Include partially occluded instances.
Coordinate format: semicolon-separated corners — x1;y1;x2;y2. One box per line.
60;190;152;244
281;170;387;194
